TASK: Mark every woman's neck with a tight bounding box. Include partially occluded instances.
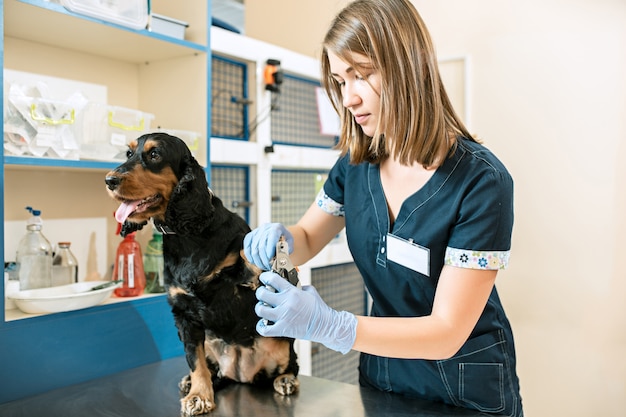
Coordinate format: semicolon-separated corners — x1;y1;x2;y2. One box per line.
379;157;437;224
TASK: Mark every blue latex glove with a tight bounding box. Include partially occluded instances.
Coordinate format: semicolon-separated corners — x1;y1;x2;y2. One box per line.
255;271;357;354
243;223;294;271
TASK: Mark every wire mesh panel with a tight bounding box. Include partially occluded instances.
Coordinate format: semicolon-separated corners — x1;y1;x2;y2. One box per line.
271;74;337;148
311;262;365;385
270;170;327;225
210;165;250;223
211;55;248;140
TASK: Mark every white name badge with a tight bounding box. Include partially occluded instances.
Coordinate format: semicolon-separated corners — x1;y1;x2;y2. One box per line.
386;233;430;277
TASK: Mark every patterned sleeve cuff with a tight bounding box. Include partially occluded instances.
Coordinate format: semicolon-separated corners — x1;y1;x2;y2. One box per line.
445;247;510;270
315;188;345;217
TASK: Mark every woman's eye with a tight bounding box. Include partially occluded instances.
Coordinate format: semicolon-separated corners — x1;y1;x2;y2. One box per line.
356;71;372;81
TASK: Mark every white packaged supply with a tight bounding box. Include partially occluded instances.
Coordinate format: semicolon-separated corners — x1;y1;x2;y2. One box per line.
4;84;87;160
149;14;189;40
61;0;149;30
80;104;155;161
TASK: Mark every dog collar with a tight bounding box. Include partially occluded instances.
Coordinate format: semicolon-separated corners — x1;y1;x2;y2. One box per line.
154;223;176;235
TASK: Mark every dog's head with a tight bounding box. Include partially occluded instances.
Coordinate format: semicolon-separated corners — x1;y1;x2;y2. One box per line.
105;132;213;236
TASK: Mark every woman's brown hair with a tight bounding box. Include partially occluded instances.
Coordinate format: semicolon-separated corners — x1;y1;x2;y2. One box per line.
321;0;474;167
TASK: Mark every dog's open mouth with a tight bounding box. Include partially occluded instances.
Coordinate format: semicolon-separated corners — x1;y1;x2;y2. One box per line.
114;194;162;223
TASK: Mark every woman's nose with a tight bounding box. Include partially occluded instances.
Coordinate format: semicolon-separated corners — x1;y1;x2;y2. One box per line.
342;83;361;108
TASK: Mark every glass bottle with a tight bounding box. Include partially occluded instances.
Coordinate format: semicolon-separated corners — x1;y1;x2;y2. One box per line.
112;232;146;297
52;242;79;286
143;230;165;293
16;208;52;290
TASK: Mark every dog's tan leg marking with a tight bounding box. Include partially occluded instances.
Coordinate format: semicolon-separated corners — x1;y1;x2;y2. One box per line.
255;338;292;372
202;252;239;282
239;250;262;291
204;337;298;395
253;338;299;396
168;286;189;297
180;345;215;416
204;338;235;380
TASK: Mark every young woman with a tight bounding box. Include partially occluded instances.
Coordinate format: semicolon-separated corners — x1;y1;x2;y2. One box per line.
244;0;523;415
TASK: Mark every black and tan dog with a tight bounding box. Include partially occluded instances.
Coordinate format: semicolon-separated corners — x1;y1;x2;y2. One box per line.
105;132;299;415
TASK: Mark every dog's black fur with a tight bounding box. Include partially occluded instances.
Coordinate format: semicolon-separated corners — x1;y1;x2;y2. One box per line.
105;133;299;415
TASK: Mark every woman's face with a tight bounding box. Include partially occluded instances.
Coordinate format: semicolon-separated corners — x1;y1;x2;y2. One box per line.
327;51;382;137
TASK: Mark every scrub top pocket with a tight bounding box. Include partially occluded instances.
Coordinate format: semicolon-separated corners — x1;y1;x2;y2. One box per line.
437;329;513;414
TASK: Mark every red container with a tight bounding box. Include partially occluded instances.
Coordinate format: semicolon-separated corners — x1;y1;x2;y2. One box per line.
112;232;146;297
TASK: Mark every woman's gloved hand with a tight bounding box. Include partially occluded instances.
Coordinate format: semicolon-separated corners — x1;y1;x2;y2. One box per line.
243;223;294;270
255;271;357;354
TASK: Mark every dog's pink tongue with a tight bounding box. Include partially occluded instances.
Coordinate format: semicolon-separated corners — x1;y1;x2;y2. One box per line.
115;201;140;223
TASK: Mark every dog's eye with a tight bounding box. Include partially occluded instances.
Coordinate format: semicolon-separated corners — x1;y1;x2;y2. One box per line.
126;149;134;158
149;149;161;161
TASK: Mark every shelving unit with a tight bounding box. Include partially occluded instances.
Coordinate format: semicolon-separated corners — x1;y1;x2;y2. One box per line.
0;0;211;403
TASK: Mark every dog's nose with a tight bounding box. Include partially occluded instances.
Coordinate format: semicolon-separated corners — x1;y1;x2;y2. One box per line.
105;175;121;190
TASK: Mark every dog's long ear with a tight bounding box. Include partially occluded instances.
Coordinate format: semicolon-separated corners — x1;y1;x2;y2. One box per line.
165;153;214;235
120;220;147;237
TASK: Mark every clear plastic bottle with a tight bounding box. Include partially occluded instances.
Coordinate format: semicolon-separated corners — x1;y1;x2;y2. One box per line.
52;242;79;286
143;230;165;293
16;207;52;290
112;232;146;297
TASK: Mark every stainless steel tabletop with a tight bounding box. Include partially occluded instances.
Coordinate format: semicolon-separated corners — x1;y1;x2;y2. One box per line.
0;356;497;416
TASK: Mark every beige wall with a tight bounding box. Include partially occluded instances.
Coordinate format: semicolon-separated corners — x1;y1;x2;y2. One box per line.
246;0;626;416
246;0;350;59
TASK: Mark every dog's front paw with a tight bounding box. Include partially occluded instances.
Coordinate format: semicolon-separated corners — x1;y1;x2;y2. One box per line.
178;374;192;396
273;373;299;396
180;393;215;416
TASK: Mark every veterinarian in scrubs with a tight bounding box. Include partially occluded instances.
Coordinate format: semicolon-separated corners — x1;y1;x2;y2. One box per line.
244;0;523;415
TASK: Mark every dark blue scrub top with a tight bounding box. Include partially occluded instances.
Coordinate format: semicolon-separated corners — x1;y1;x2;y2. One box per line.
318;138;523;416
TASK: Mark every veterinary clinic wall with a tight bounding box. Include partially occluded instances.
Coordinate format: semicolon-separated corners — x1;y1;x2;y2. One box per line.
245;1;626;416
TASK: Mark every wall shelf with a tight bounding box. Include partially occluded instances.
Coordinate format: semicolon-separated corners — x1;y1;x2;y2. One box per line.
4;292;166;323
5;155;119;170
6;0;206;63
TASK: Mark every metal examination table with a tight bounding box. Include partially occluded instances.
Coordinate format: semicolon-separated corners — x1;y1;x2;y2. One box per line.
0;355;501;416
